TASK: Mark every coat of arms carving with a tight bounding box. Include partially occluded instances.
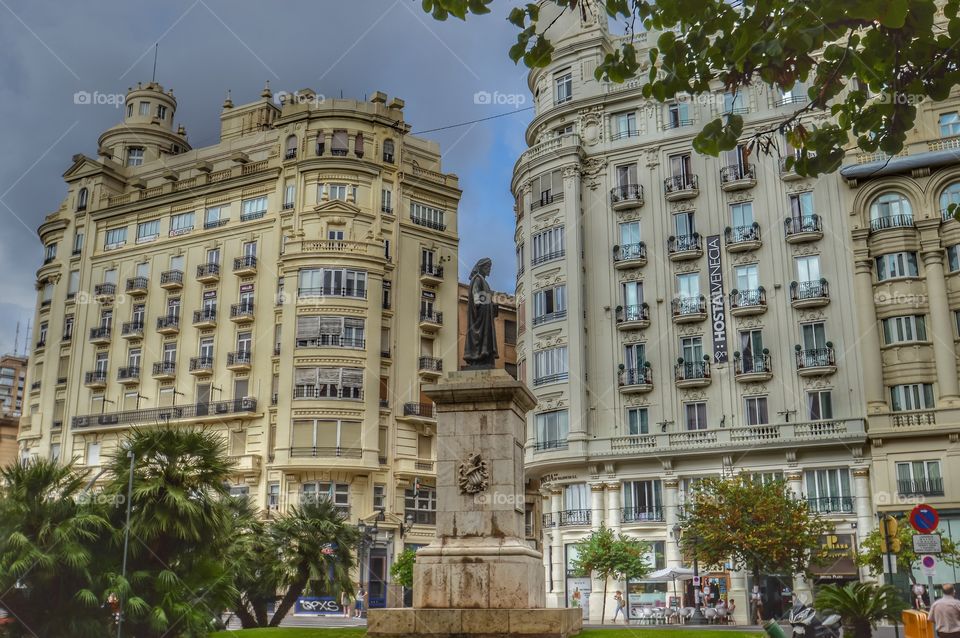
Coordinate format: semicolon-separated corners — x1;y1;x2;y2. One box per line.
458;453;489;494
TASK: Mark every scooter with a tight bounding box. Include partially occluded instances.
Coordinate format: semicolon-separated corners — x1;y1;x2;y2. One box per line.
787;601;841;638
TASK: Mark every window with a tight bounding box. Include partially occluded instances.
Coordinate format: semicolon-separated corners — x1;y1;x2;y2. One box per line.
126;147;144;166
241;196;267;220
666;102;690;128
169;211;194;236
556;123;574;136
156;104;167;120
805;468;852;512
404;485;437;524
795;255;821;282
43;243;57;263
329;184;348;201
801;322;827;351
564;483;588;511
948;245;960;272
941;183;960;220
896;461;943;496
669;153;693;181
166;297;181;317
744;396;769;426
328;229;345;240
535;409;568;447
735;264;759;291
354;132;364;157
73;231;84;254
302;482;350;511
533;346;568;385
291;419;361;454
136;219;160;243
531;227;565;264
939;112;960;137
204;206;226;228
410;202;445;229
138;101;150;116
284;183;296;208
50;443;61;462
127;347;141;369
623;480;661;519
882;315;927;344
790;191;815;219
870;192;913;225
383;139;395;162
104;227;127;248
723;91;747;114
531;169;563;206
284;134;298;158
41;282;54;306
626;407;648;435
86;442;101;466
676;272;699;299
38;322;47;346
295;316;365;348
622;281;644;319
332;130;348;156
684;402;707;430
373;484;386;510
807;391;833;420
237;331;252;354
298;268;367;298
503;320;517;345
876;251;919;280
554;71;572;104
681;336;703;362
891;384;935;411
162;342;177;363
779;81;807;105
730;201;754;229
198;337;214;359
625;343;645;370
616;164;638;188
63;315;74;341
674;211;695;238
381;188;392;213
613;111;637;139
724;144;750;173
533;285;566;324
294;367;364;399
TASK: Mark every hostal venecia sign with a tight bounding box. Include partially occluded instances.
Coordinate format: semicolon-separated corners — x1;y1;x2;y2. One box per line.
707;235;728;363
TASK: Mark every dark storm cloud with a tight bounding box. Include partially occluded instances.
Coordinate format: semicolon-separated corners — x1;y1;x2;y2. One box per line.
0;0;531;354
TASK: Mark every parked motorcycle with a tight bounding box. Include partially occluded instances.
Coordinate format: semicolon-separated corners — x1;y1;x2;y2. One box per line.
787;601;841;638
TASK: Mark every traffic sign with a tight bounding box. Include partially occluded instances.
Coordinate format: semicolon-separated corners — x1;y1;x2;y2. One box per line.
913;534;943;554
910;504;940;533
692;576;701;587
921;555;937;577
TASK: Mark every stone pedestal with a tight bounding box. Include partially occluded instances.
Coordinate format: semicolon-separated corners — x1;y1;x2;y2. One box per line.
369;370;582;638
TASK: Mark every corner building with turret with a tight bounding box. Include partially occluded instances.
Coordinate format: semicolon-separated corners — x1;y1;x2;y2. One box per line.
19;82;460;607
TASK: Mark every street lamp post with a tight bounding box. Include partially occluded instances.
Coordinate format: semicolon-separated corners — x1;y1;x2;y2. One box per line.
357;518;379;617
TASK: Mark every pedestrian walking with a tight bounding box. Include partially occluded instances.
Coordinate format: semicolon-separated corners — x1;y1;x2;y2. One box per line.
341;590;352;618
355;585;367;618
930;583;960;638
612;591;627;624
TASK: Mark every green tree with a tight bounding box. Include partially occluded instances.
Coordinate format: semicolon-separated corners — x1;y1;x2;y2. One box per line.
102;427;238;637
680;475;831;608
855;516;960;581
0;459;111;638
390;548;417;590
570;524;650;622
815;582;907;638
421;0;960;177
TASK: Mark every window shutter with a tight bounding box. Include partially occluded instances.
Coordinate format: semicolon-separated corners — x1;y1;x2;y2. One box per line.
341;368;364;387
296;316;320;339
340;421;361;449
317;367;340;384
292;420;314;448
319;317;343;334
295;367;318;385
316;420;338;448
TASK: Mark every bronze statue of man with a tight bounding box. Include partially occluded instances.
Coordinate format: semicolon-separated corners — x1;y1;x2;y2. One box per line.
463;258;498;369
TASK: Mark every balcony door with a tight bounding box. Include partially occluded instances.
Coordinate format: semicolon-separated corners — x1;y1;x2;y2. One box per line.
619;221;640;246
801;322;827;351
670;153;692;181
795;255;820;283
196;383;211;415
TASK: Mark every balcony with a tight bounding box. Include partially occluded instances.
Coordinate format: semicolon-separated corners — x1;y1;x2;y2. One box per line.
189;356;214;375
233;255;257;276
121;321;144;339
729;288;767;317
807;496;854;515
71;397;258;430
784;216;823;243
530;191;564;211
790;280;830;309
94;283;116;303
381;205;394;215
898;478;945;497
616;303;650;330
663;174;699;201
288;446;362;459
667;233;702;261
610;184;645;210
230;303;255;323
779;156;806;181
226;351;252;372
401;402;436;421
795;346;837;376
89;326;112;344
117;366;140;384
870;214;916;234
619;366;653;394
724;224;762;252
613;242;647;269
193;308;218;328
196;263;220;283
675;360;711;388
156;315;180;335
203;218;229;230
160;269;184;290
531;250;565;267
419;311;443;333
418;356;443;379
720;164;757;191
297;284;367;299
420;264;444;285
734;353;773;382
533;440;569;453
410;215;447;232
533;372;569;387
943;207;957;223
152;361;176;380
558;509;591;527
84;370;108;388
671;296;707;324
621;507;664;523
125;276;148;296
284;148;297;160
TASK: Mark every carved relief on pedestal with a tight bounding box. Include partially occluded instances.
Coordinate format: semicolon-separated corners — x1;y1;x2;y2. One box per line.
458;453;489;495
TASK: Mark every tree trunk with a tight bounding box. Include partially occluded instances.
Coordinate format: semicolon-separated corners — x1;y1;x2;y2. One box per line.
254;600;269;627
234;602;257;629
851;620;872;638
271;567;310;627
601;574;608;624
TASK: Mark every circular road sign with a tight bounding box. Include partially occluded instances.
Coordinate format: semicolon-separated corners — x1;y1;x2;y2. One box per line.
910;504;940;533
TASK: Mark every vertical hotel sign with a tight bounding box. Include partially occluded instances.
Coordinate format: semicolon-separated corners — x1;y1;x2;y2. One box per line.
707;235;728;363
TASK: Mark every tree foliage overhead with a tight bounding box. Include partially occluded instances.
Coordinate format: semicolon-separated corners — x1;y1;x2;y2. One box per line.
855;516;960;581
422;0;960;176
680;475;832;581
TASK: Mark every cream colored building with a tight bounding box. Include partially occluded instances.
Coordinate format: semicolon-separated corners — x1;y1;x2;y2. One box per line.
512;4;878;622
18;82;460;604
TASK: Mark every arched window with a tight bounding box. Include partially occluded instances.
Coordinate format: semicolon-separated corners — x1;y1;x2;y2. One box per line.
355;133;364;158
940;182;960;221
383;139;395;163
284;135;297;159
316;131;325;156
77;188;88;211
869;192;913;231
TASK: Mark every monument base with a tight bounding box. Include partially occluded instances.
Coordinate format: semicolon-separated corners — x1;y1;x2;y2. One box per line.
368;607;582;638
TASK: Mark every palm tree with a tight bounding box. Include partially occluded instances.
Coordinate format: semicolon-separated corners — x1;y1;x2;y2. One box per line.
0;458;110;638
815;582;907;638
101;427;238;637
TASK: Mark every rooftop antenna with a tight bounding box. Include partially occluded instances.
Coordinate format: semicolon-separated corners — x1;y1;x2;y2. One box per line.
151;43;159;83
23;320;31;356
12;321;20;356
